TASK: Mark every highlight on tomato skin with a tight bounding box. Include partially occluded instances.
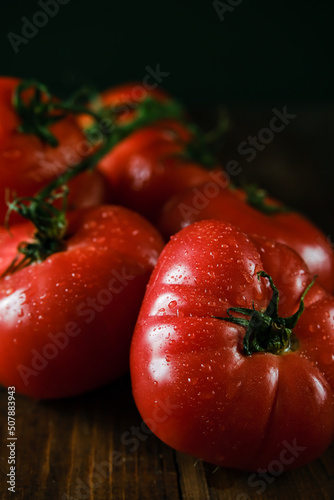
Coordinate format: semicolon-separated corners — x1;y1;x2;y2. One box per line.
130;219;334;472
0;77;108;226
158;183;334;293
97;121;216;223
0;205;165;399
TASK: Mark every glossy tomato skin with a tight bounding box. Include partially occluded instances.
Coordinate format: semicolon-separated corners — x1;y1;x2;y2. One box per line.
98;121;214;223
130;220;334;471
64;169;112;211
0;205;164;399
0;77;107;225
158;184;334;293
78;82;172;130
80;82;214;223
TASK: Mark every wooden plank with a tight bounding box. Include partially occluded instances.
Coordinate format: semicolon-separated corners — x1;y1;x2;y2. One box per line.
174;452;211;500
1;380;334;499
204;444;334;500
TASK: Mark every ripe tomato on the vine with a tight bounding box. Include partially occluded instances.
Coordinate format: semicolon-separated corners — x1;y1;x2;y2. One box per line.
78;82;172;130
76;82;218;223
130;220;334;471
0;205;164;399
0;77;108;225
97;121;215;223
158;183;334;292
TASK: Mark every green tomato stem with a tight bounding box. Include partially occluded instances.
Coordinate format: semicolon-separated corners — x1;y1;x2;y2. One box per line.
215;271;316;356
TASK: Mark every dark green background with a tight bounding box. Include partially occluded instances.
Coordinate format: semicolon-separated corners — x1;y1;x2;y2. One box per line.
1;0;333;103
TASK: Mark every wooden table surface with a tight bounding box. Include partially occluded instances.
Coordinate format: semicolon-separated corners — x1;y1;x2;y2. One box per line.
1;106;334;499
1;376;334;500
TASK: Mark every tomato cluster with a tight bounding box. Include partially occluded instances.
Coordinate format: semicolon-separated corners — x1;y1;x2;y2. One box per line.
0;78;333;472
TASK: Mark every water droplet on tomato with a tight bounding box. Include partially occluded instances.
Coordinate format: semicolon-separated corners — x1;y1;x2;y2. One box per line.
244;274;254;284
235;294;246;306
168;300;177;309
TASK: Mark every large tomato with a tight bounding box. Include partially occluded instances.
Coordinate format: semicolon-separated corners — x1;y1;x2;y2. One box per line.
158;183;334;292
0;205;164;399
97;121;215;223
130;220;334;471
0;77;108;225
76;82;216;223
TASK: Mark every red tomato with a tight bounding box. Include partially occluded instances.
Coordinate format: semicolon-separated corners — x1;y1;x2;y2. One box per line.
78;82;214;223
130;220;334;471
97;121;215;223
0;205;164;399
64;170;112;211
158;184;334;293
0;77;107;225
78;81;172;130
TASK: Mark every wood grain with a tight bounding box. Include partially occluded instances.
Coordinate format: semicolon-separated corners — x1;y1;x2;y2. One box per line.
1;377;333;500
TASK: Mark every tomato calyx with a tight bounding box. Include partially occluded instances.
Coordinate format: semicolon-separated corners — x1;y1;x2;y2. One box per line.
1;133;112;276
244;184;290;215
216;271;316;355
105;96;185;144
14;80;101;147
1;189;68;278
